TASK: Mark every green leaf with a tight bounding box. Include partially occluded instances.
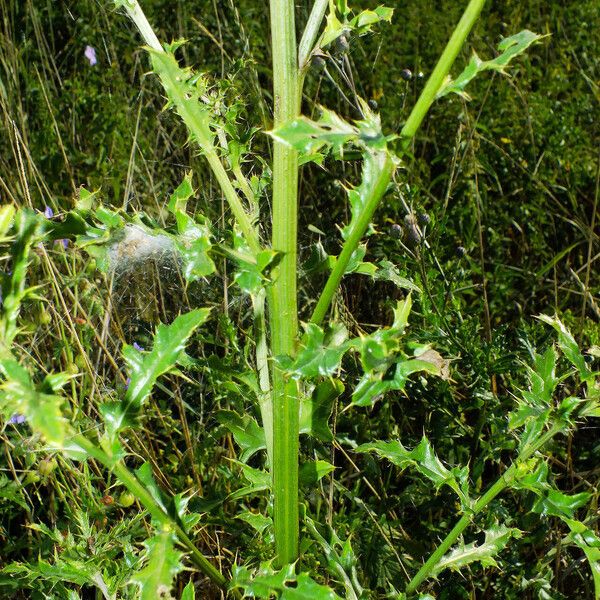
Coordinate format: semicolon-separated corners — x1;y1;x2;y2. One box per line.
0;358;68;446
237;510;272;536
130;531;184;600
532;489;591;519
228;463;270;501
181;580;196;600
168;172;195;214
107;309;210;435
230;563;342;600
278;323;350;380
299;379;343;441
173;212;216;281
299;460;335;487
270;108;358;158
431;525;522;577
537;314;592;380
216;410;266;462
282;573;341;599
356;436;470;507
564;519;600;598
341;150;390;240
437;30;546;99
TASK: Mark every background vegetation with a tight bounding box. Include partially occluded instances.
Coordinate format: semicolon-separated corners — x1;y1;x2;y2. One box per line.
0;0;598;598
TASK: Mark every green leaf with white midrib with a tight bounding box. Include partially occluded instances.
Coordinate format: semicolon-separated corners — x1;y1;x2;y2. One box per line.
431;525;522;577
130;531;184;600
104;309;210;437
437;30;546;99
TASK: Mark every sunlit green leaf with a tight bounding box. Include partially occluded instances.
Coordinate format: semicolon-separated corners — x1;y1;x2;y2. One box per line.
299;460;335;487
356;436;470;507
431;525;522;577
564;519;600;598
106;309;210;435
130;531;184;600
437;30;546;99
278;323;350;379
237;510;272;536
0;358;68;446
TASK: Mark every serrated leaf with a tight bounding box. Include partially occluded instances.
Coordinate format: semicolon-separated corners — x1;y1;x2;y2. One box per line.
0;358;68;446
228;463;270;501
564;519;600;598
168;172;194;214
538;314;592;380
108;309;210;435
282;573;342;599
237;510;272;536
431;525;522;577
299;379;342;441
437;30;545;99
532;489;591;519
279;323;350;380
270;109;358;157
341;150;392;240
356;436;470;507
216;410;266;462
173;212;216;281
230;562;296;597
130;531;184;600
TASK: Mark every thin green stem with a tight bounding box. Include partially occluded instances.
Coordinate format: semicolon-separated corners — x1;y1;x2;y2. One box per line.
298;0;329;70
309;0;486;326
72;435;230;592
268;0;301;566
119;0;260;254
310;152;394;325
400;0;486;148
405;424;562;595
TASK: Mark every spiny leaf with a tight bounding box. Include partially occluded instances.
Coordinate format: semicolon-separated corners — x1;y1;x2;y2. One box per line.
537;314;593;380
437;30;546;99
564;519;600;598
431;525;522;577
356;436;470;507
105;309;210;436
130;531;184;600
216;410;266;462
299;460;336;487
299;379;343;441
0;358;69;446
278;323;350;379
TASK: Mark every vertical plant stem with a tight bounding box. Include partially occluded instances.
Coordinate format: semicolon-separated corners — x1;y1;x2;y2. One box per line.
309;0;487;325
268;0;301;565
405;424;562;595
298;0;329;69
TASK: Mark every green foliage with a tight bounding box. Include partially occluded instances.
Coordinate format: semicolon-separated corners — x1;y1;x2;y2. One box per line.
430;525;522;578
437;30;546;99
130;530;184;600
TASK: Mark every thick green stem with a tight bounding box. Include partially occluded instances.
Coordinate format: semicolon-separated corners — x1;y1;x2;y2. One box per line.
72;435;230;591
405;424;562;595
309;0;486;325
310;153;394;325
268;0;301;566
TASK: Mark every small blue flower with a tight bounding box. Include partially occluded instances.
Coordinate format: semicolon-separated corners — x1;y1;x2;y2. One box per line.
125;377;131;389
55;239;69;249
132;342;144;352
84;45;97;66
43;206;54;218
8;414;26;424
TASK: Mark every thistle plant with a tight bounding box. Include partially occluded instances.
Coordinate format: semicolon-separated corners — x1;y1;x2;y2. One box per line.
1;1;598;599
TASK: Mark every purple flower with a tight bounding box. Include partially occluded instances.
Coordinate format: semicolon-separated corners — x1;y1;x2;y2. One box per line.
8;414;26;424
132;342;144;352
55;239;69;249
84;45;97;66
44;206;54;219
125;377;131;389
